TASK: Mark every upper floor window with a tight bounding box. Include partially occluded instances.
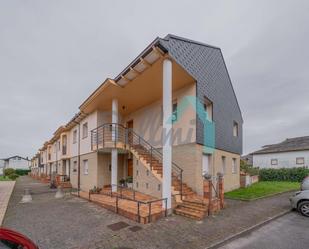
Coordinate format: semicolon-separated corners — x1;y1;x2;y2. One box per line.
233;121;239;137
73;161;77;172
82;122;88;139
296;157;305;165
232;158;237;174
271;159;278;165
58;141;61;151
172;100;178;123
73;130;77;144
204;96;213;121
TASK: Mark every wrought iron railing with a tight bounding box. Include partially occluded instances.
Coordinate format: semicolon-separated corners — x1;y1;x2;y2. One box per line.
91;123;184;199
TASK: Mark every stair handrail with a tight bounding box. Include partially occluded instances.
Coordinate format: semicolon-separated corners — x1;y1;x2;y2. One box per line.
91;123;184;199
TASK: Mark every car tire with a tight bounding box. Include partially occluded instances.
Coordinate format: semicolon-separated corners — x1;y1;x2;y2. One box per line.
298;201;309;217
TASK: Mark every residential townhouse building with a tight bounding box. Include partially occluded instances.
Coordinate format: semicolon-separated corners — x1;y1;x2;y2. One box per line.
32;35;243;220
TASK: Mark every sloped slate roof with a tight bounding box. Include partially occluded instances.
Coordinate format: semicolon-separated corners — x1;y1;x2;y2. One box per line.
253;136;309;154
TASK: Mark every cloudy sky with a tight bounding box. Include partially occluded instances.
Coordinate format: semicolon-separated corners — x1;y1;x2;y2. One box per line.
0;0;308;158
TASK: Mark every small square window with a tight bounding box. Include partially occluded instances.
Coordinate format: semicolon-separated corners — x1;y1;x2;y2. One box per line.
271;159;278;165
233;121;239;137
296;157;305;165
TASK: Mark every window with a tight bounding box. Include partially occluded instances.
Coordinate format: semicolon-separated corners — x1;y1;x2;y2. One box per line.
146;183;149;189
222;156;226;175
232;158;237;174
73;130;77;144
146;170;149;176
271;159;278;165
296;157;305;165
172;101;178;122
83;160;88;175
233;121;239;137
204;96;213;121
158;184;161;191
136;182;139;188
136;170;139;176
73;161;77;172
58;141;60;151
82;122;88;139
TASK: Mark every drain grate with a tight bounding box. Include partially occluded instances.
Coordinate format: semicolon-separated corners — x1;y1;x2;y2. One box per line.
129;226;142;232
107;221;130;231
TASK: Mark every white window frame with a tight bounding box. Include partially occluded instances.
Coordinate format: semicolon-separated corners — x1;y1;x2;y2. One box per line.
271;159;278;165
222;156;226;175
73;130;77;144
83;160;89;175
232;158;237;174
233;121;239;137
296;157;305;165
82;122;88;139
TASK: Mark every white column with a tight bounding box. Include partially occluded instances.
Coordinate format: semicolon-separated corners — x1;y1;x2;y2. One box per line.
111;98;118;192
162;59;172;210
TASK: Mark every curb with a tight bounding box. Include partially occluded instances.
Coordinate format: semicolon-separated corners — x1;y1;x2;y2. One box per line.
205;209;291;249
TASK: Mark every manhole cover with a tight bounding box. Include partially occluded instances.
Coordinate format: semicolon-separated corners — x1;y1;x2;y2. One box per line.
129;226;142;232
107;221;130;231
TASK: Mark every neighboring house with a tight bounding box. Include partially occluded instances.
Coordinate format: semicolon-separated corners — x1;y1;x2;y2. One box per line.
1;155;30;170
33;34;243;218
0;159;4;175
252;136;309;168
241;154;253;165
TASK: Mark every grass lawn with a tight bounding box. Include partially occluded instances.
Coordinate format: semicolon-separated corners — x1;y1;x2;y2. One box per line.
225;181;300;201
0;175;11;181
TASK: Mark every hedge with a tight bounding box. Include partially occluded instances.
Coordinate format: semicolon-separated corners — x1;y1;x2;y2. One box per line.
259;167;309;182
15;169;30;176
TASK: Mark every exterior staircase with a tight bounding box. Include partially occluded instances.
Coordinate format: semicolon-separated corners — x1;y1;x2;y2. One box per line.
91;123;210;220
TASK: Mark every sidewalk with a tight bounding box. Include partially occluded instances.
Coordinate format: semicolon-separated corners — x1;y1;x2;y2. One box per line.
3;176;294;249
0;181;15;225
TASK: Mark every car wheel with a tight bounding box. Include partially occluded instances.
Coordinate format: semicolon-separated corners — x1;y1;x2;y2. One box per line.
298;201;309;217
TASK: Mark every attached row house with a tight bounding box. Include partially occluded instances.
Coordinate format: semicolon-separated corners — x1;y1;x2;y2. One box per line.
31;34;243;222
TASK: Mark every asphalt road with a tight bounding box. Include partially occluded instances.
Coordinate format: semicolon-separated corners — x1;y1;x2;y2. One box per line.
219;212;309;249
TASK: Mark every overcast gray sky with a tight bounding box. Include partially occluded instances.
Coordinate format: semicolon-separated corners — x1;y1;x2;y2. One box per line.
1;0;309;158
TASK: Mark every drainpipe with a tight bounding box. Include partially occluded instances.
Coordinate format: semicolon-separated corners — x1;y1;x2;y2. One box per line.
73;120;81;197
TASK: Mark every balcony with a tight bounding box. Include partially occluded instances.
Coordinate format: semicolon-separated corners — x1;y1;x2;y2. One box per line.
91;123;128;151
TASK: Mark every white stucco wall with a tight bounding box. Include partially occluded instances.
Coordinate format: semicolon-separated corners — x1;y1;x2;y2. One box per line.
253;150;309;168
5;157;30;170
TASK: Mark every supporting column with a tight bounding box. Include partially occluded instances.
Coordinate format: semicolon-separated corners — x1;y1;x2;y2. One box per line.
111;98;118;192
162;59;172;210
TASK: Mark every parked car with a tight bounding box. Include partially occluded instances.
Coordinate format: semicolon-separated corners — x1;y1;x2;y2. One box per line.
290;176;309;217
0;228;39;249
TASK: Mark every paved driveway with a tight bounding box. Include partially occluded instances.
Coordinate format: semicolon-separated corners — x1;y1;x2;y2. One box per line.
219;212;309;249
3;176;294;249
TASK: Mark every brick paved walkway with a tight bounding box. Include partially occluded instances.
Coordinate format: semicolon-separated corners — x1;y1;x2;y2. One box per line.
3;176;293;249
0;181;15;225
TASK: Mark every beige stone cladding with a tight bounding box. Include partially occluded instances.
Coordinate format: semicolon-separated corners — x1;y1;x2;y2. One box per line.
172;143;204;196
213;149;240;192
133;154;162;199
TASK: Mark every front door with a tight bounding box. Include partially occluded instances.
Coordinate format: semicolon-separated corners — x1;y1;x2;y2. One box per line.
127;159;133;177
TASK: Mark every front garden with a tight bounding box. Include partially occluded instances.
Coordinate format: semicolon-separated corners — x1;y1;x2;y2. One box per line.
227;162;308;200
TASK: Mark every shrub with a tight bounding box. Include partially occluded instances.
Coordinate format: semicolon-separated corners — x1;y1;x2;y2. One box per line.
15;169;30;176
8;173;19;180
240;160;259;176
4;168;15;177
259;167;309;182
